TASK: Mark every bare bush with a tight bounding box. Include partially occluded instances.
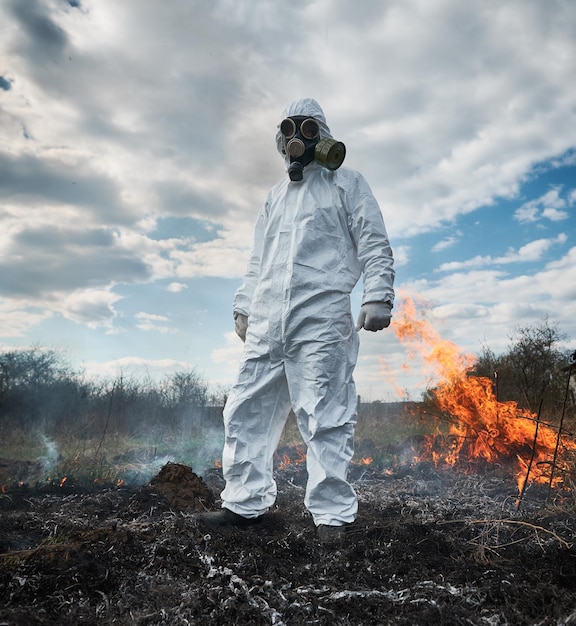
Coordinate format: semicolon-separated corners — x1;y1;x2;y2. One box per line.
0;347;221;439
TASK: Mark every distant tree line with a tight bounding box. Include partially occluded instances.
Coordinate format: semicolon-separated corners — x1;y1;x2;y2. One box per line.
1;317;573;440
0;347;226;438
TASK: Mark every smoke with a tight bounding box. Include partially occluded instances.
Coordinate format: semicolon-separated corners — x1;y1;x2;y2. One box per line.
37;434;60;475
29;427;224;487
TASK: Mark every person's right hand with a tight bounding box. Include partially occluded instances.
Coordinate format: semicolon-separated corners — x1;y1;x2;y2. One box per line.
355;302;392;332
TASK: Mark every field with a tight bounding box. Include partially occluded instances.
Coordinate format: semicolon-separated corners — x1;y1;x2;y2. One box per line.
2;407;576;625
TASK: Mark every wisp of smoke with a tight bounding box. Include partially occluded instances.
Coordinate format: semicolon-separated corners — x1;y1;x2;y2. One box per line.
37;434;60;474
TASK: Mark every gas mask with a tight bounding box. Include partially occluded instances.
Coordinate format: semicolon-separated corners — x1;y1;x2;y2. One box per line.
280;116;346;182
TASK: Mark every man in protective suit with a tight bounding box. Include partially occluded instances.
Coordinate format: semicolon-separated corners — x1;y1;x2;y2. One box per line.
200;98;395;543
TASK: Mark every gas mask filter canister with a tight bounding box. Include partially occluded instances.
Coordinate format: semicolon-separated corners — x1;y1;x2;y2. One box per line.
280;116;346;181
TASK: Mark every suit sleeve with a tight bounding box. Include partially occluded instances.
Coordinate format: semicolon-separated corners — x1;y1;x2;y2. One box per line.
345;172;395;307
232;198;268;317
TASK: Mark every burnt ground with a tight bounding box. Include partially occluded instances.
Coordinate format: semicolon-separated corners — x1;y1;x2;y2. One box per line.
1;460;576;625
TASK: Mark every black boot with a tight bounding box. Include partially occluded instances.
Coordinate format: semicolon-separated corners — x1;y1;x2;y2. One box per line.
197;508;264;527
317;523;353;545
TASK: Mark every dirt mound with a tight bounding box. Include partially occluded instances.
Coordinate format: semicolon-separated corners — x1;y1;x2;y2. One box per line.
135;462;215;512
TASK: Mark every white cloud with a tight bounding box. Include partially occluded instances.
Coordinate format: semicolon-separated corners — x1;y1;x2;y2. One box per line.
172;239;252;279
1;0;576;399
437;234;567;271
401;246;576;363
438;255;493;272
211;332;244;365
0;302;52;338
542;207;569;221
513;234;567;261
61;288;122;330
432;235;459;253
514;206;540;223
209;331;245;387
515;187;571;223
82;356;195;381
134;312;175;334
391;244;410;267
166;282;188;293
541;188;568;209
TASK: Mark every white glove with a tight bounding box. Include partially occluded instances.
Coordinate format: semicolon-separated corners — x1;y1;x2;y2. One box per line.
355;302;392;332
234;312;248;342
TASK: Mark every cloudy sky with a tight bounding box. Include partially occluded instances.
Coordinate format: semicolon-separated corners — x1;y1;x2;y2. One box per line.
1;0;576;401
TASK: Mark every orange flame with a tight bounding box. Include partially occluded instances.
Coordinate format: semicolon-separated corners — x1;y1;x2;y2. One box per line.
295;446;307;464
386;294;575;492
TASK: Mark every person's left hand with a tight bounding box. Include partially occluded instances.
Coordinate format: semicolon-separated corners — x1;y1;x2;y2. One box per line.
355;302;392;332
234;313;248;342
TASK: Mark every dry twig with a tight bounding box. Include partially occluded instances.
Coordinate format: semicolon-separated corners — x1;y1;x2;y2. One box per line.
437;518;572;549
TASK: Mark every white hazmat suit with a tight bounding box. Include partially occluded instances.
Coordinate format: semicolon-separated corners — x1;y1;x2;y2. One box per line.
220;98;395;527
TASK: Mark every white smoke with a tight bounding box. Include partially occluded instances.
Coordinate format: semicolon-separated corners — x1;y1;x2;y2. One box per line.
37;434;60;474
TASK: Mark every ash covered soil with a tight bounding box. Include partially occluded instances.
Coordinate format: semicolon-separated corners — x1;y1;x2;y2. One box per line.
1;460;576;625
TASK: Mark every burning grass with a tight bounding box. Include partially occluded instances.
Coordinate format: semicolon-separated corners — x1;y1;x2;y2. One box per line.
386;295;576;498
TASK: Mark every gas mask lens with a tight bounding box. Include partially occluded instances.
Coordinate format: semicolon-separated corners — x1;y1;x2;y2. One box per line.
280;117;319;140
280;118;296;138
300;118;319;140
